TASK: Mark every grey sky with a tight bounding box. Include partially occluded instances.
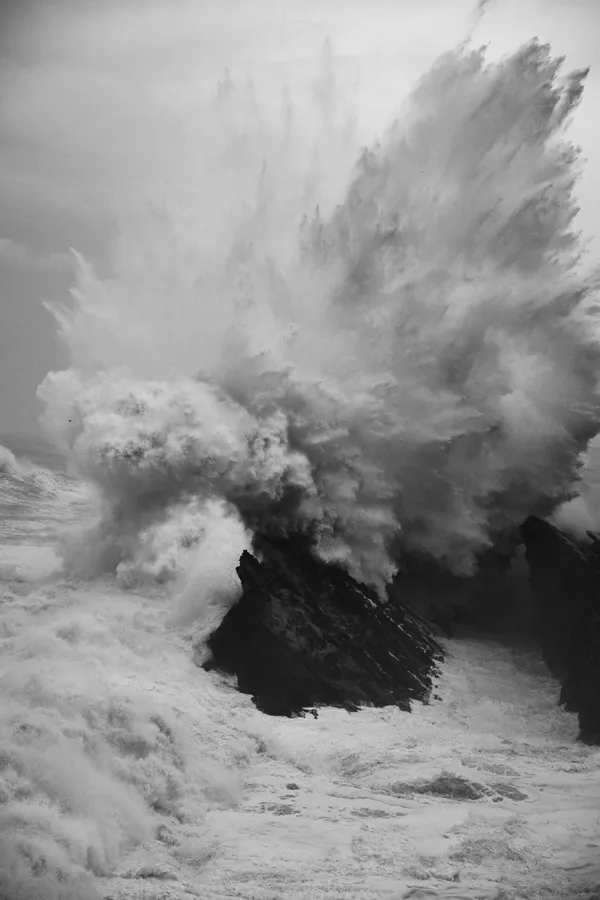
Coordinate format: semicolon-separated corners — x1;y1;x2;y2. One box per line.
1;0;599;435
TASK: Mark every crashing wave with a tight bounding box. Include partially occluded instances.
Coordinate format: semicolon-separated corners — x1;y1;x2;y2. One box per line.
39;41;600;597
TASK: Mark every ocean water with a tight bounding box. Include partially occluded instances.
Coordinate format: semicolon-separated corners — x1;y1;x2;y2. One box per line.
1;433;600;900
0;435;91;550
3;22;600;900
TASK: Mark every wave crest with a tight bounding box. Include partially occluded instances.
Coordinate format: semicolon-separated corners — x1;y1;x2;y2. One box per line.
39;40;600;595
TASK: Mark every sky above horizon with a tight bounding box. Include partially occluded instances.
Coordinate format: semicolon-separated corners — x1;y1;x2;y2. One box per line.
1;0;600;436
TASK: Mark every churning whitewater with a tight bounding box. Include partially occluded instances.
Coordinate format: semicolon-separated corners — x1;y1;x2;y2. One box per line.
4;32;600;900
38;41;600;599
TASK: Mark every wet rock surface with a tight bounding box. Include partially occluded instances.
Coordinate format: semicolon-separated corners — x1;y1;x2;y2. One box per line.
386;772;528;803
201;537;444;717
520;515;600;744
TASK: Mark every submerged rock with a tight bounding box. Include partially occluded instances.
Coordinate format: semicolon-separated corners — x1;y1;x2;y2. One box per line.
520;515;600;744
201;537;444;717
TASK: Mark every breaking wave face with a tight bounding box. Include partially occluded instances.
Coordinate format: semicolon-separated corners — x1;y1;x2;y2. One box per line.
39;40;600;597
0;445;21;477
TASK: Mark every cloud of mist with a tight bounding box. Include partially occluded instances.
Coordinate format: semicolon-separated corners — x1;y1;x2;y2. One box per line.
38;40;600;597
0;444;21;476
0;0;474;223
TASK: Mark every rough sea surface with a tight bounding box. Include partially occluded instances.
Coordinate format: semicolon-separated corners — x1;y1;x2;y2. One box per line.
1;435;600;900
4;23;600;900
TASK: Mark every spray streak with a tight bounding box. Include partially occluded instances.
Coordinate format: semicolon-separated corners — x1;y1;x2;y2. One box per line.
39;40;600;596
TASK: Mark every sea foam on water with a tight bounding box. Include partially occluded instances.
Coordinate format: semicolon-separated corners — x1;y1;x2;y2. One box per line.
0;31;599;900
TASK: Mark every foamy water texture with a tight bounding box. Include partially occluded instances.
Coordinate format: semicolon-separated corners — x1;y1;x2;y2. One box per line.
2;532;600;900
3;34;600;900
39;40;600;595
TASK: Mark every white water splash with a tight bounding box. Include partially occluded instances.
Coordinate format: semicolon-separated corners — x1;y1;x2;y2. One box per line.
39;41;600;595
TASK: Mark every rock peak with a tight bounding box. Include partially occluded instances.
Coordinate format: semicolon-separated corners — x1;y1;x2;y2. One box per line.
201;538;443;717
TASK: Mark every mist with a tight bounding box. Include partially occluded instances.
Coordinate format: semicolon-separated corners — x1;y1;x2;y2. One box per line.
36;40;600;597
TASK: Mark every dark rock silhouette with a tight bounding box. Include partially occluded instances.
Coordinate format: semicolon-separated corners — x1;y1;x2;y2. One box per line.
201;537;444;717
386;537;524;639
520;515;600;744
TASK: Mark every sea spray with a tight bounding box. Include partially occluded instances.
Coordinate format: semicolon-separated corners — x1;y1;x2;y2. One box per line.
0;445;21;476
39;41;600;598
0;575;246;900
0;33;595;900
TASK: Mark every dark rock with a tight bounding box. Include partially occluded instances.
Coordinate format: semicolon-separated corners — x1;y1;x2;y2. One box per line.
389;772;486;801
386;533;528;639
520;515;600;744
201;537;444;717
490;783;528;801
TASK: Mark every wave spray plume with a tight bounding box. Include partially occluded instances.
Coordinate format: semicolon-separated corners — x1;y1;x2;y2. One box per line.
39;40;600;599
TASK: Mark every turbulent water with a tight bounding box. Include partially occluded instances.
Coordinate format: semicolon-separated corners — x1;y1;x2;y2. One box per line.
3;35;600;900
39;40;600;597
0;437;90;547
2;436;600;900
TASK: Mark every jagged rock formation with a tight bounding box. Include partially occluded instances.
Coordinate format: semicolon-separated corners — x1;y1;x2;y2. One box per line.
520;516;600;744
201;537;444;717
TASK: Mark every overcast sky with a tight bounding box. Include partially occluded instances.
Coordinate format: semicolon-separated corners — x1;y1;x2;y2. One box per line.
1;0;600;435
